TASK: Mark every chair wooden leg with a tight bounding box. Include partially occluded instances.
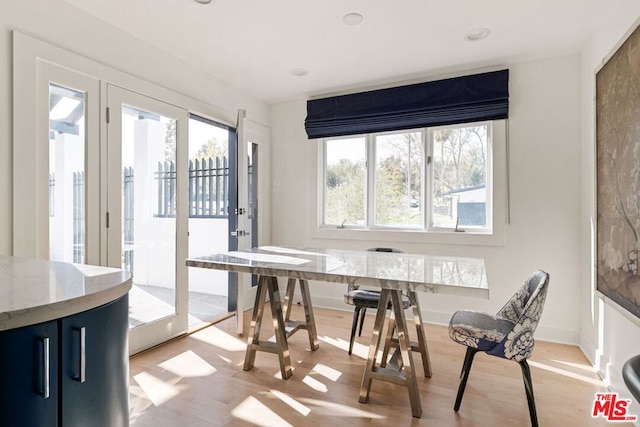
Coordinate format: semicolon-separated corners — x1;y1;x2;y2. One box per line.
454;347;479;411
519;360;539;427
349;307;361;355
358;308;367;337
459;346;475;378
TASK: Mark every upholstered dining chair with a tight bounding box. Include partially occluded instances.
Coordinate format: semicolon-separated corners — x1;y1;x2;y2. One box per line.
344;247;410;355
448;270;550;427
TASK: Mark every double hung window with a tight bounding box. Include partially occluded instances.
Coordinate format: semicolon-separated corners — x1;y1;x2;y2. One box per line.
322;121;494;233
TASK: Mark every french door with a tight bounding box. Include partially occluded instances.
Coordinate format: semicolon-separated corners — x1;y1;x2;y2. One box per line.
16;52;263;352
234;110;270;334
14;62;101;263
106;85;189;354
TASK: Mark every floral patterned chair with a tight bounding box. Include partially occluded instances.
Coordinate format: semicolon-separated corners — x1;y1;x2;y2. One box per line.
344;247;410;355
448;270;550;427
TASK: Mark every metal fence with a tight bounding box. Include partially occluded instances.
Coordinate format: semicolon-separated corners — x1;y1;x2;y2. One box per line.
61;156;228;270
155;156;229;218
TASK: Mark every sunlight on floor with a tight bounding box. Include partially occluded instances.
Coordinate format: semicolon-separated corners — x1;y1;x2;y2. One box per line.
217;354;232;364
552;358;598;373
229;393;385;425
297;398;386;419
268;390;311;416
312;363;342;381
158;350;217;377
529;360;606;387
132;371;183;407
231;396;293;427
302;374;328;392
191;325;247;352
319;334;381;359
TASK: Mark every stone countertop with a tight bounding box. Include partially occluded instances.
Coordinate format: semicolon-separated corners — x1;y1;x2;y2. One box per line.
0;255;132;331
187;246;488;297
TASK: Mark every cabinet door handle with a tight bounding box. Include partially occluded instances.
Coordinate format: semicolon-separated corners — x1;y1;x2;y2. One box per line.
41;337;50;399
73;326;86;383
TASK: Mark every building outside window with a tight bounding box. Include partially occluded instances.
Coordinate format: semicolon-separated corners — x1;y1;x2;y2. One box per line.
321;121;492;233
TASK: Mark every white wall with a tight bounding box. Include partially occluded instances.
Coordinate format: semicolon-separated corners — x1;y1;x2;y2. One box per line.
271;54;583;344
189;218;229;295
0;0;269;255
579;3;640;414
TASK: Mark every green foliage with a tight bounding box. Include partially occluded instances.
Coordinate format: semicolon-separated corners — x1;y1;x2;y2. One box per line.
164;121;176;162
325;160;365;225
195;137;228;160
323;126;487;227
433;126;486;196
374;134;422;226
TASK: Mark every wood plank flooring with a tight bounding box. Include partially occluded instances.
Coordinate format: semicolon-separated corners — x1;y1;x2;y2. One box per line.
129;306;629;426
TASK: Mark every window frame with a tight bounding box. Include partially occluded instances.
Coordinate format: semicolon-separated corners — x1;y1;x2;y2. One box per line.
370;129;426;230
316;120;506;245
321;134;369;229
426;121;493;233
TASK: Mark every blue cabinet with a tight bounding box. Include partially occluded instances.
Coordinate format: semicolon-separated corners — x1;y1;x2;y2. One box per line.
0;295;129;427
0;319;59;426
61;295;129;427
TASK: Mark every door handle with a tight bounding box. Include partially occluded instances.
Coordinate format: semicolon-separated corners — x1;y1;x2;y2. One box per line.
40;337;50;399
73;326;86;383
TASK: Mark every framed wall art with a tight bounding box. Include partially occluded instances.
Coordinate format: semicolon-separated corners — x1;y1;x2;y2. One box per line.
596;21;640;318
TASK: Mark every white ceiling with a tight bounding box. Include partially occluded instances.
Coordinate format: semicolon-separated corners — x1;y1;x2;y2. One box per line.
63;0;611;104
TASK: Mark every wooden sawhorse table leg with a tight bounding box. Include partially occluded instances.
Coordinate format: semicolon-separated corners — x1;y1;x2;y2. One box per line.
283;278;319;351
243;275;293;379
243;276;319;380
359;288;423;418
380;291;432;378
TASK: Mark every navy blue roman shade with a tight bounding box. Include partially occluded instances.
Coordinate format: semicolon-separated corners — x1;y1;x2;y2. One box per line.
304;69;509;139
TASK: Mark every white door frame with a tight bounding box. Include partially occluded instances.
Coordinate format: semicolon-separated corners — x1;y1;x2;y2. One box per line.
106;84;189;354
14;60;101;263
235;110;270;334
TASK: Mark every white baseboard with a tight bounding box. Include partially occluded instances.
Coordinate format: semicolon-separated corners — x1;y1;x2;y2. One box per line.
305;294;581;345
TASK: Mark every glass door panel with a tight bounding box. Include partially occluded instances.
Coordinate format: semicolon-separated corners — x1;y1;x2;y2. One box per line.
107;85;188;354
48;84;86;263
248;141;259;251
14;61;100;263
187;115;232;331
121;104;177;327
247;141;259;288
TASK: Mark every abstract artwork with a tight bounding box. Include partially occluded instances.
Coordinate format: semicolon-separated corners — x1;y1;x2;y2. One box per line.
597;22;640;318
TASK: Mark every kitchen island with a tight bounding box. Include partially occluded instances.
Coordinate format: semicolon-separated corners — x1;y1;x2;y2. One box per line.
0;255;132;427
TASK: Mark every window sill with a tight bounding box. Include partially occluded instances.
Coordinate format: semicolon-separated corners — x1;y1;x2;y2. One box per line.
311;225;506;247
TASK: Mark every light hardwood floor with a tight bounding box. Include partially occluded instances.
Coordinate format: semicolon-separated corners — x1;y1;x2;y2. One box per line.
129;306;630;426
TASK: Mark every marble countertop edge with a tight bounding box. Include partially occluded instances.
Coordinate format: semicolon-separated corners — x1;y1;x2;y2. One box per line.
0;275;132;332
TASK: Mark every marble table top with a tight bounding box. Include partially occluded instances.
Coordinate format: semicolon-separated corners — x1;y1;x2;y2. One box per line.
187;246;488;297
0;255;132;331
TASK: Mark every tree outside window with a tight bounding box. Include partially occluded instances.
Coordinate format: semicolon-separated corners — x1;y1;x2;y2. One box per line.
322;122;491;232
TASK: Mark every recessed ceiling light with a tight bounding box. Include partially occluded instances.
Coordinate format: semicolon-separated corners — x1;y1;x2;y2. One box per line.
194;0;214;4
343;12;363;26
464;28;491;41
290;68;309;77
